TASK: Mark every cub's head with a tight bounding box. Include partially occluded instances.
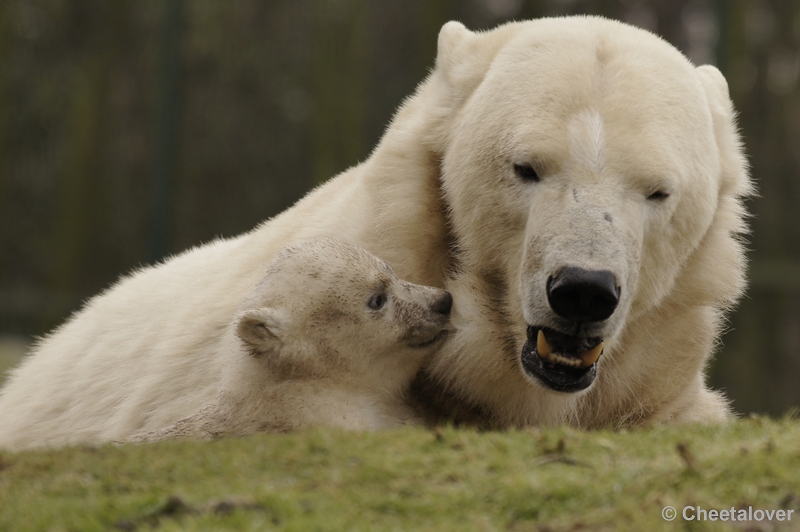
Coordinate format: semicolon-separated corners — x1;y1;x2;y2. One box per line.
430;17;751;394
235;238;452;388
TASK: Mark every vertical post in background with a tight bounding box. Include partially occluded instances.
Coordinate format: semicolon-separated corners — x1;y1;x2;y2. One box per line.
0;3;12;333
311;0;368;185
0;3;8;206
53;3;126;314
712;0;729;75
419;0;451;70
149;0;184;263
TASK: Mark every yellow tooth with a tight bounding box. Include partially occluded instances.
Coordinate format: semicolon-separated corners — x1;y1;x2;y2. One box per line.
580;342;604;367
537;330;553;358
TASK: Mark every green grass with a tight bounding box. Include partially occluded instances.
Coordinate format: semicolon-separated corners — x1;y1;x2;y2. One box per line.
1;418;799;531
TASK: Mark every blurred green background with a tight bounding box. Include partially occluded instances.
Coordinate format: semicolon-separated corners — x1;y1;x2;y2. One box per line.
0;0;798;416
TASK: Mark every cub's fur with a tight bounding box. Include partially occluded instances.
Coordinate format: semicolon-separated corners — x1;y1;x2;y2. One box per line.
136;238;452;441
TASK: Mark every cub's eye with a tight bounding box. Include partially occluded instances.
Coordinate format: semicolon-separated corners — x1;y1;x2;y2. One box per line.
367;293;387;310
513;163;540;182
646;190;670;201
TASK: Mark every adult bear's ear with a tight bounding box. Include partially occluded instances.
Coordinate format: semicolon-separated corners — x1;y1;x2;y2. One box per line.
694;65;753;202
670;65;754;309
235;308;288;357
423;20;522;153
434;20;520;98
435;21;477;78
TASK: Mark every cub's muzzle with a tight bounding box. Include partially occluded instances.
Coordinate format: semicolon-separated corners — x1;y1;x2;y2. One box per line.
405;290;453;349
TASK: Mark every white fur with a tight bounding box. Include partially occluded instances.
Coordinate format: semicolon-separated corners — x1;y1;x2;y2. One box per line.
425;18;751;428
2;239;449;448
0;16;751;449
568;109;606;173
132;238;451;442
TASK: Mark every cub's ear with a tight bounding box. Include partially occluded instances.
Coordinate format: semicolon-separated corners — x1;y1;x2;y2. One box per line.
235;308;289;357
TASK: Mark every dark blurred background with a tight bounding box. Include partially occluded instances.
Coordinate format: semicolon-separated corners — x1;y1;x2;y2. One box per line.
0;0;798;416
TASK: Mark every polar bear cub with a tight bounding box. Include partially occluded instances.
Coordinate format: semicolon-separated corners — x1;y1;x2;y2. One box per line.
134;238;452;441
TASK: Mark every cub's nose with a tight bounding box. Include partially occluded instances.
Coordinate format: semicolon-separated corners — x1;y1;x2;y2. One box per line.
431;291;453;316
547;267;620;323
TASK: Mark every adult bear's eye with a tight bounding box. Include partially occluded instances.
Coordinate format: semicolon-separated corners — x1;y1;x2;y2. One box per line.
513;163;539;182
368;293;387;310
646;190;670;201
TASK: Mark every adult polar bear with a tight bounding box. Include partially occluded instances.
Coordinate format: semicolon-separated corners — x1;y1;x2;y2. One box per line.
0;16;750;446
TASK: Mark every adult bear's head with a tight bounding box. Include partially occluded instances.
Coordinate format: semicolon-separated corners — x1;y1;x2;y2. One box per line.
426;17;751;396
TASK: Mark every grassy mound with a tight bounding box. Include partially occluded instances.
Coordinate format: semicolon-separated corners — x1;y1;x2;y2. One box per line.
0;418;798;531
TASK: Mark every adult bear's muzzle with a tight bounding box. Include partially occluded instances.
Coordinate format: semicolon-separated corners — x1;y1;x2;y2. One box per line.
520;266;623;393
546;267;621;323
521;324;604;393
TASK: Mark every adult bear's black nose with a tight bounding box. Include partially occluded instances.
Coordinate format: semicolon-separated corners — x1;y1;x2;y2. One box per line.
432;291;453;316
547;267;620;323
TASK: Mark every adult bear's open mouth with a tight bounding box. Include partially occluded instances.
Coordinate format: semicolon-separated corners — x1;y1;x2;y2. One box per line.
520;326;604;393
